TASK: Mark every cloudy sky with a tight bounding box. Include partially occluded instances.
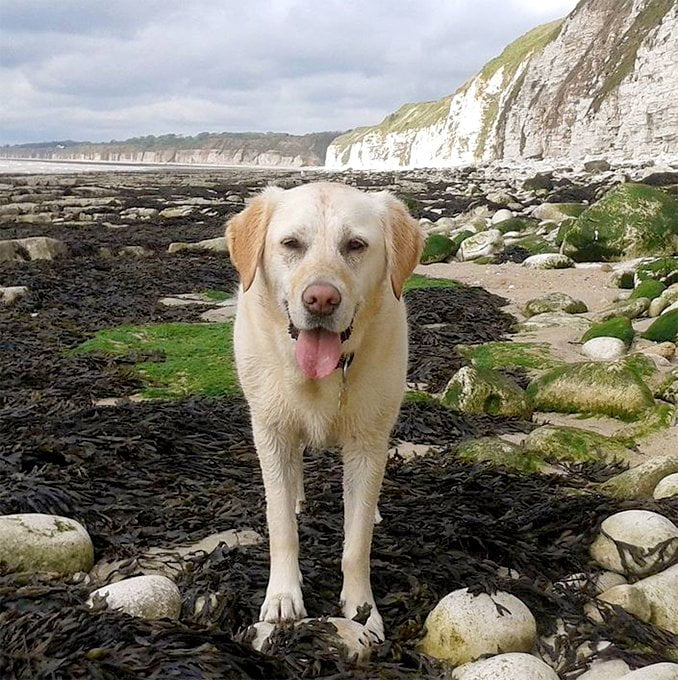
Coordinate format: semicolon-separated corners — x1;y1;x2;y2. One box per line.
1;0;578;145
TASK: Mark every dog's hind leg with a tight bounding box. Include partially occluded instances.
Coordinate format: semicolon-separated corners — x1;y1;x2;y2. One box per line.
254;422;307;623
340;439;388;641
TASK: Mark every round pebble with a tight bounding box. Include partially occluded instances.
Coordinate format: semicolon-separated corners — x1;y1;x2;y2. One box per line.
452;652;559;680
653;473;678;499
88;574;181;619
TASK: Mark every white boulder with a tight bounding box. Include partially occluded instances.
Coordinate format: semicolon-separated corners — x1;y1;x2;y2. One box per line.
619;664;678;679
0;513;94;576
88;574;181;619
0;286;29;305
654;473;678;499
418;588;536;665
581;337;627;361
451;652;559;680
458;230;504;261
633;564;678;633
579;659;632;679
522;253;574;269
590;510;678;577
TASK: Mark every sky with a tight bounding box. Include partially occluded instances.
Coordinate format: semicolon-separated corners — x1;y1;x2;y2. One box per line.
1;0;579;145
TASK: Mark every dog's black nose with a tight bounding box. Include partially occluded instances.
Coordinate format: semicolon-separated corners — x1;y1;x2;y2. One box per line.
302;283;341;316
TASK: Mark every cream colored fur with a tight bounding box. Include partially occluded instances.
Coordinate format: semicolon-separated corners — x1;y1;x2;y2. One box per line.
226;182;424;640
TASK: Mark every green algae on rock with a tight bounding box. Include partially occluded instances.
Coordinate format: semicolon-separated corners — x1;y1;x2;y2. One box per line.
600;455;678;500
457;341;558;373
522;425;631;464
421;234;456;264
635;257;678;287
442;366;532;419
581;317;635;348
630;279;666;301
561;184;678;262
524;292;587;317
526;360;655;421
593;297;650;322
642;309;678;343
456;438;544;474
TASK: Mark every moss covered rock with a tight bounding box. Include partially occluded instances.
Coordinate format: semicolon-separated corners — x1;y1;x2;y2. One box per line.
561;184;678;262
642;309;678;342
493;217;538;234
532;202;586;224
582;317;634;347
442;366;532;419
524;292;587;317
630;279;666;301
522;425;631;463
593;297;650;322
457;341;558;373
608;270;636;290
511;234;557;256
526;360;655;420
601;455;678;500
456;438;543;474
518;312;591;333
421;234;456;264
522;253;574;269
635;257;678;287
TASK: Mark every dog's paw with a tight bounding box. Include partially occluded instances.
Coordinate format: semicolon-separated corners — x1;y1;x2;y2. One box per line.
260;587;307;623
341;597;385;643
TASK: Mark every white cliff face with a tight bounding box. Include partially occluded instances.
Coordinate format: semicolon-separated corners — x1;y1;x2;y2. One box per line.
327;0;678;169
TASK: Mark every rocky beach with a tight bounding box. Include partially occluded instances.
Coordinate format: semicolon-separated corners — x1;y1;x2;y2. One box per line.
0;162;677;679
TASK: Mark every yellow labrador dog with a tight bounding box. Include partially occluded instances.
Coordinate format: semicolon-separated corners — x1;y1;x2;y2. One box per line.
226;182;424;640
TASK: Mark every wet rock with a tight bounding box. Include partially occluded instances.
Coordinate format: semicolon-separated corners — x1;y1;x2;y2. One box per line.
581;337;627;361
522;253;574;269
451;653;558;680
418;589;536;664
654;473;678;499
633;564;678;634
524;292;587;317
590;510;678;577
0;514;94;576
0;285;29;306
582;317;634;348
458;229;504;261
442;366;532;419
88;575;181;620
527;359;655;420
249;617;373;664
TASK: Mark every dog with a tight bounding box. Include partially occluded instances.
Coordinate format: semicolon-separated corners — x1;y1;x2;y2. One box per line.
226;181;424;640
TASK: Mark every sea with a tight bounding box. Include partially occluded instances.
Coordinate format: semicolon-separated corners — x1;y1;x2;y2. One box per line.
0;159;167;174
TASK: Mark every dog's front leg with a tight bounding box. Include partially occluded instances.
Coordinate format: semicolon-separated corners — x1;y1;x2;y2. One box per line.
254;422;307;623
340;440;387;641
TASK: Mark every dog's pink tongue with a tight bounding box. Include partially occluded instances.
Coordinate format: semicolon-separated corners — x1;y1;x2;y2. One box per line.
295;328;342;380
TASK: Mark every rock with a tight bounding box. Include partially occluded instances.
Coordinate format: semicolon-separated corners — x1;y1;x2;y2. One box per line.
18;236;68;260
527;359;654;420
618;664;678;679
493;217;537;234
649;298;670;317
660;283;678;305
582;317;634;347
601;455;678;500
561;184;678;262
457;438;543;474
608;270;636;289
631;279;666;301
442;366;532;418
639;340;675;361
491;209;514;224
248;617;372;664
518;311;591;332
586;584;652;623
88;575;181;620
581;337;627;361
578;660;632;679
642;310;678;342
633;564;678;634
121;207;159;220
635;257;678;287
168;237;227;254
593;297;650;322
418;589;536;665
458;229;504;261
510;233;557;256
522;253;574;269
420;234;456;264
159;206;194;219
0;286;29;306
118;245;153;258
522;425;630;464
0;513;94;576
523;173;554;192
654;473;678;499
584;159;611;172
589;510;678;577
452;653;559;680
524;292;587;317
531;202;586;223
0;240;27;262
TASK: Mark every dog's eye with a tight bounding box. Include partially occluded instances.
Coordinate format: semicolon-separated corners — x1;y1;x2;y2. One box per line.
346;238;367;253
281;237;303;250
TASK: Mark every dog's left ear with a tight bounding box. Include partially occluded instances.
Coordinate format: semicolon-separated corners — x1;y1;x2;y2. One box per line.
225;187;282;292
380;193;425;299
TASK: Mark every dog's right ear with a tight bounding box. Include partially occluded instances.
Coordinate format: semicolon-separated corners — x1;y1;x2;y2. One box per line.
225;187;282;292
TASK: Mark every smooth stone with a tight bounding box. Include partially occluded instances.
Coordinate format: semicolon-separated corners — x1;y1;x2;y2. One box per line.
601;455;678;500
519;311;591;332
590;510;678;577
88;574;181;619
524;292;587;317
491;209;514;224
579;660;632;679
452;653;559;680
418;589;536;665
19;236;68;260
619;664;678;679
654;473;678;499
633;564;678;634
585;584;652;623
649;297;670;317
160;206;193;219
168;237;227;254
0;286;29;305
249;617;372;664
118;245;153;258
581;337;627;361
522;253;574;269
0;513;94;576
458;229;504;261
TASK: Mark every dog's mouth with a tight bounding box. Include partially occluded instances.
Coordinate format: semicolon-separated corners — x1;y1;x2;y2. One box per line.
287;319;353;380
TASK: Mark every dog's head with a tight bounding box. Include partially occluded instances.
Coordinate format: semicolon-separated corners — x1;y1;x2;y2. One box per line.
226;182;424;378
